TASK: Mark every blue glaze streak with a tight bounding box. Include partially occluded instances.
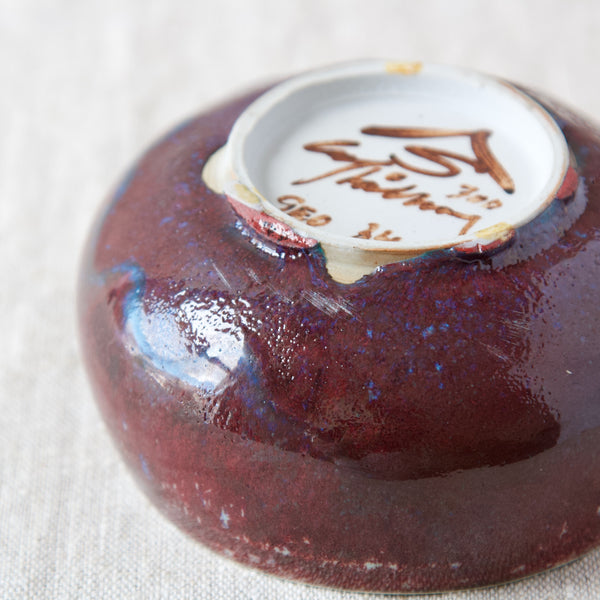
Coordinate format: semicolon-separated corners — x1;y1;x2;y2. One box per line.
110;263;244;394
366;380;381;403
140;454;152;479
422;325;435;339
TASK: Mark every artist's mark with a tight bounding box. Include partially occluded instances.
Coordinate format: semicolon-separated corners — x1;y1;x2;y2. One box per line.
277;127;514;240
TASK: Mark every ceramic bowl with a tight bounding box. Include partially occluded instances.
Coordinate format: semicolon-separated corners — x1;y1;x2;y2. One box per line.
79;60;600;593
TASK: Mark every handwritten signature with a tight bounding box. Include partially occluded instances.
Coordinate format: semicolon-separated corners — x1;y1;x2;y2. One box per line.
282;127;514;238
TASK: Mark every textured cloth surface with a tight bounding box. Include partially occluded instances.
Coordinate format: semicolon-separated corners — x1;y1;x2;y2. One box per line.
2;1;600;598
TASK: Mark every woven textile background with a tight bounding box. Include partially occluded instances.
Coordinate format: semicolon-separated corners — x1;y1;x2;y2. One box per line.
2;1;600;598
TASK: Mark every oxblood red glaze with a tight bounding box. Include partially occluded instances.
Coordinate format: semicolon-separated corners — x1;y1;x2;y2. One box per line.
79;88;600;592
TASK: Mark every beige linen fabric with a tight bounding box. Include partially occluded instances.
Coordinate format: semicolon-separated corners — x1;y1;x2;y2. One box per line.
2;1;600;598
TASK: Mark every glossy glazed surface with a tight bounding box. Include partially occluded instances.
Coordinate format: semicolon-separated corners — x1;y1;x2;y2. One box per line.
79;86;600;592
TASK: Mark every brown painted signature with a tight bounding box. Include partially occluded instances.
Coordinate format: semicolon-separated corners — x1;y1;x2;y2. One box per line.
285;127;513;237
